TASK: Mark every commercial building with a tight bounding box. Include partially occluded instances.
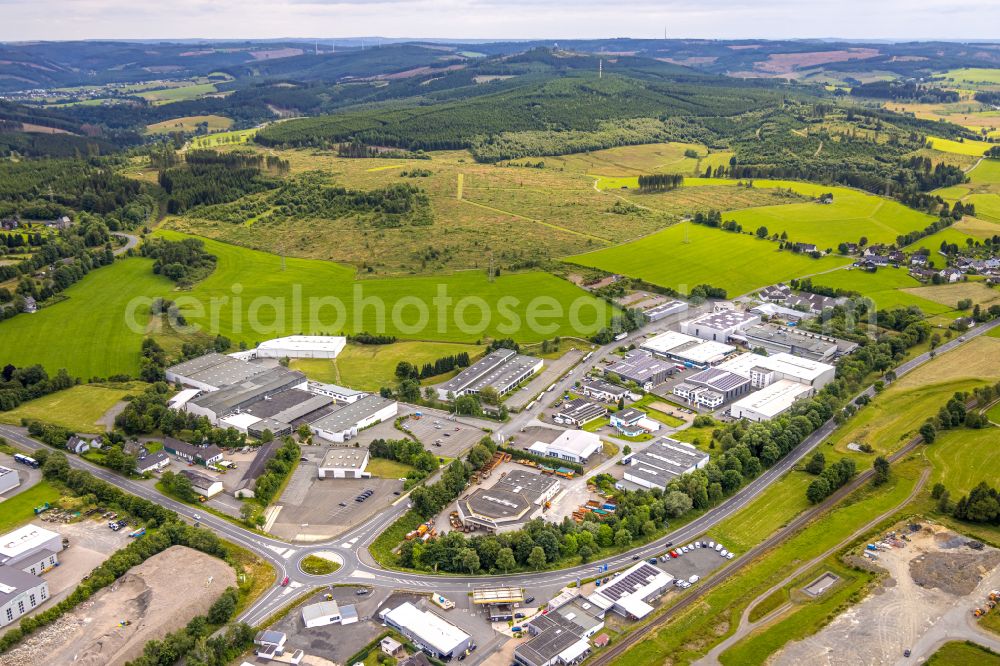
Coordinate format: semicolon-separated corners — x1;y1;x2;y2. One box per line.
552;399;607;428
254;335;346;359
0;466;20;495
379;602;472;660
579;379;629;403
436;349;543;400
681;311;760;343
0;566;48;628
254;630;287;660
163;438;224;466
642;300;688;322
605;351;675;390
457;470;560;532
135;451;170;474
586;561;674;620
301;600;358;628
307;381;366;404
218;388;335;437
737;324;858;362
640;331;735;369
184;366;308;425
716;352;835;390
514;612;593;666
180;469;224;498
620;437;710;492
308;395;398;443
609;407;660;437
0;524;62;576
317;448;371;479
672;367;751;408
749;302;814;323
529;430;602;464
166;352;271;391
729;379;814;422
473;585;525;622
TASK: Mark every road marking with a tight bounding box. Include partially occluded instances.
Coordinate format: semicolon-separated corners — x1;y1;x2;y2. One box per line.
282;548;296;559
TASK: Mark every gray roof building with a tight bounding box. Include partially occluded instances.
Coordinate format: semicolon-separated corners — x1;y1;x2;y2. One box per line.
553;398;607;426
606;351;675;389
308;395;398;443
185;367;307;421
515;612;592;666
457;470;560;532
166;352;269;391
738;324;857;362
621;437;710;491
436;349;543;400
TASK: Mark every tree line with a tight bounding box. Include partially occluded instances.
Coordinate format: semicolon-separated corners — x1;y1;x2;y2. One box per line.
637;174;684;192
394;352;471;381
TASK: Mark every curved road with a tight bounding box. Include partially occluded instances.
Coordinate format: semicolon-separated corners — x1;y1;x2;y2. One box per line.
2;318;997;631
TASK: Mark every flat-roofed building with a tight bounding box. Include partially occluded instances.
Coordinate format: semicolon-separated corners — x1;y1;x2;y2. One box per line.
609;407;661;437
586;561;673;620
552;399;607;427
0;566;48;627
579;379;629;403
0;524;62;576
640;332;735;369
528;429;602;464
254;335;346;359
675;367;751;406
606;351;674;390
308;395;398;443
379;602;472;660
681;310;760;343
457;470;560;532
737;324;858;362
436;349;543;400
307;381;366;404
729;379;814;422
317;448;370;479
0;466;19;495
166;353;270;391
514;612;593;666
717;352;835;389
620;437;709;492
185;367;308;425
642;300;688;322
750;302;814;322
640;330;700;358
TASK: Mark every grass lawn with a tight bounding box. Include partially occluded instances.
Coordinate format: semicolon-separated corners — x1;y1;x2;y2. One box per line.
925;427;1000;499
300;554;341;575
0;481;63;532
630;394;685;427
0;382;144;433
293;340;484;392
926;641;1000;665
146;115;233;134
567;221;851;297
981;610;1000;638
708;469;814;553
988;401;1000;423
366;457;416;479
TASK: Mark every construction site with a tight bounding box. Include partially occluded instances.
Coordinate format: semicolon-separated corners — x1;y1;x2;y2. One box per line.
772;522;1000;665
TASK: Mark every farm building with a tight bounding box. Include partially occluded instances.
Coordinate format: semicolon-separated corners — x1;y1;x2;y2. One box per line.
642;300;688;322
609;407;661;437
681;311;760;343
586;561;673;620
179;469;224;498
435;349;543;400
308;395;398;443
579;379;629;403
135;450;170;474
163;438;224;466
316;448;371;479
253;335;347;359
0;466;19;495
307;381;366;404
605;351;675;390
552;399;607;427
379;602;472;660
620;437;709;492
737;324;857;362
528;429;602;463
0;566;48;628
0;524;62;576
717;352;835;390
729;379;814;422
457;470;560;532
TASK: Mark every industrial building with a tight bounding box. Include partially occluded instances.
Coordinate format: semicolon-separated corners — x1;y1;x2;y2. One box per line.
619;437;710;492
316;448;371;479
307;381;366;404
379;602;472;660
579;379;629;403
456;470;560;532
308;395;398;443
528;429;602;463
180;469;224;498
750;302;814;322
301;600;358;628
736;324;858;362
586;561;674;620
254;335;346;359
681;310;760;343
0;524;63;576
642;300;688;322
605;351;675;390
640;331;736;369
0;566;48;628
717;352;836;390
435;349;543;400
233;440;280;498
184;366;309;425
729;379;814;421
163;438;224;467
609;407;660;437
514;611;593;666
0;466;19;495
166;352;271;391
552;399;607;428
218;388;335;437
672;367;751;409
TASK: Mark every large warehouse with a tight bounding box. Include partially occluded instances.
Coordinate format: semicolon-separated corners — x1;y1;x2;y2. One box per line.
717;352;836;390
606;351;675;390
729;379;814;422
736;324;858;362
379;602;472;660
308;395;398;443
0;524;63;576
184;366;309;424
639;331;736;369
457;470;560;532
587;561;674;620
529;429;602;463
166;352;271;392
435;349;542;400
317;448;371;479
254;335;347;359
620;437;710;492
680;310;760;343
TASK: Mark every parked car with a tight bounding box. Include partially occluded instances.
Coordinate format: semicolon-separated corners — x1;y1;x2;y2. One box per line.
720;549;729;557
715;543;723;552
688;575;700;584
708;541;715;549
632;555;640;560
355;588;369;596
726;552;735;559
525;596;535;604
339;502;347;507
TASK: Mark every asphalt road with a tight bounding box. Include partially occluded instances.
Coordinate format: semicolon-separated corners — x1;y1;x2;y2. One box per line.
2;317;997;631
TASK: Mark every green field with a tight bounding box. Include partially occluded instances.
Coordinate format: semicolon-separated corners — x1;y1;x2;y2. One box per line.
926;135;996;156
188;127;259;149
566;221;852;296
809;268;955;315
708;469;814;553
0;481;62;532
925;427;1000;497
137;82;219;105
940;68;1000;89
291;340;484;391
0;382;144;433
527;142;718;177
927;642;1000;666
146;115;233;135
366;458;417;479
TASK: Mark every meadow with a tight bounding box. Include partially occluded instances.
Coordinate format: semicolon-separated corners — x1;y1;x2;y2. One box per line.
518;141;729;177
926;642;1000;666
925;427;1000;499
136;82;220;105
187;127;259;149
0;382;144;433
146;115;233;135
809;268;958;316
0;481;62;533
925;135;996;157
290;340;484;391
565;221;852;297
939;67;1000;89
902;281;1000;310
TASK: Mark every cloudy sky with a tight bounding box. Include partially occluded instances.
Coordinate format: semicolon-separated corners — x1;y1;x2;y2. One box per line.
3;0;999;42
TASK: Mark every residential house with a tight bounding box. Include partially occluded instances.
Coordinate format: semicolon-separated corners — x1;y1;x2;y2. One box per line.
135;451;170;474
163;438;223;466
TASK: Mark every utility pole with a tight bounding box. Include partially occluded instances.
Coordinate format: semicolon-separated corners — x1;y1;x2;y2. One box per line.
599;59;603;79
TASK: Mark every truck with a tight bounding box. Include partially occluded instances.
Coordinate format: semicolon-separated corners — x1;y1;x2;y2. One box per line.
614;332;628;341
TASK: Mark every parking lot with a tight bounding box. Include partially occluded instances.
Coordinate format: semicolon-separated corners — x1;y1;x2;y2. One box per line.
269;450;401;542
652;540;733;583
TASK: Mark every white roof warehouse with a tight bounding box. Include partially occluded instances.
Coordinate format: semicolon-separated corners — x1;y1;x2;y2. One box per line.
379;602;472;659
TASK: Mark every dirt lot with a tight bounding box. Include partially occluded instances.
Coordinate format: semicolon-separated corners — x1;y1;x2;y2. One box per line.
0;545;235;666
42;519;132;607
773;523;1000;665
